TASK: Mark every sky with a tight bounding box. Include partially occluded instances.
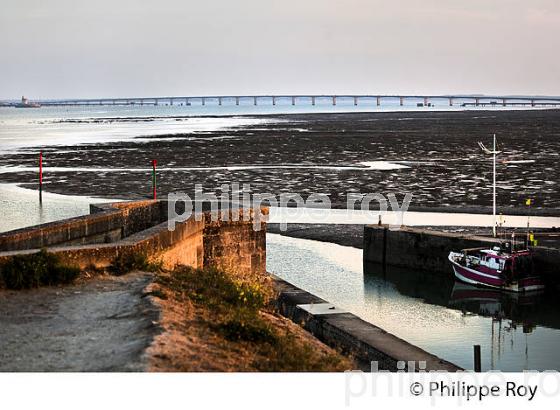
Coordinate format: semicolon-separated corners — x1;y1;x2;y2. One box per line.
1;0;559;99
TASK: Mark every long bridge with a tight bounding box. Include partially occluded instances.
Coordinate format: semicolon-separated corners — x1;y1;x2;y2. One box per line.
3;94;560;108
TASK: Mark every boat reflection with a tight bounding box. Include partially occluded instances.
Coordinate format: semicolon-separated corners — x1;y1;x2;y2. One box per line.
450;281;543;328
363;261;560;331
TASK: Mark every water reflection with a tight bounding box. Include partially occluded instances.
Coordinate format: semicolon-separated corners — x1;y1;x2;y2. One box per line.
365;261;559;331
267;233;560;371
363;261;560;371
0;184;115;233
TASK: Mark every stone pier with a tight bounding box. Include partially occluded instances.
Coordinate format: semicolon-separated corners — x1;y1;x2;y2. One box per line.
0;201;267;277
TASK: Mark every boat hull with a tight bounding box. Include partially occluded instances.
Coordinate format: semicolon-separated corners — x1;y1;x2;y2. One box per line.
448;253;544;293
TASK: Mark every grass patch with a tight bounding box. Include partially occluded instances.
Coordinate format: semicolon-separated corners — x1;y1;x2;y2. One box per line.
216;308;277;344
255;333;350;372
156;266;269;312
0;249;80;290
109;251;162;276
155;266;351;371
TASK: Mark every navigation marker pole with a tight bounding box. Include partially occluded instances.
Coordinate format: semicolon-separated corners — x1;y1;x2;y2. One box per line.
39;150;43;204
152;159;157;200
474;345;482;372
526;198;532;246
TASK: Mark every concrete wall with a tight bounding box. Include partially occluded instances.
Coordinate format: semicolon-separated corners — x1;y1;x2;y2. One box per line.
0;200;166;252
273;274;461;371
532;247;560;289
0;201;267;281
363;225;560;288
364;225;499;274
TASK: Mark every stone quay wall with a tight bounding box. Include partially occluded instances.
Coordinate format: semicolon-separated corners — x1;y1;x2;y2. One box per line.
0;201;267;280
363;224;560;289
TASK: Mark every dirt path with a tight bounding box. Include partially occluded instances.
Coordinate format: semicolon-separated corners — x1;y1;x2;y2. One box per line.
0;272;158;371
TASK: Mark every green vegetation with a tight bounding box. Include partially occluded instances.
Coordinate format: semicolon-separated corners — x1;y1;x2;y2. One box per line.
155;266;351;371
256;333;352;372
0;249;80;290
109;251;162;276
216;308;276;344
0;249;163;289
156;266;268;311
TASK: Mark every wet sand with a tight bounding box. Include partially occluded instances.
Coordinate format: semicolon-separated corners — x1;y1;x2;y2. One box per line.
1;110;559;210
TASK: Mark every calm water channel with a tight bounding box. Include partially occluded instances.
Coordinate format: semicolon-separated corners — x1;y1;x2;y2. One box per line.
266;233;560;371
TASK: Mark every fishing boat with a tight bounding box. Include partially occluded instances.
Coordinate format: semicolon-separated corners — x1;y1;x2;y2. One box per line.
448;134;545;292
448;246;545;292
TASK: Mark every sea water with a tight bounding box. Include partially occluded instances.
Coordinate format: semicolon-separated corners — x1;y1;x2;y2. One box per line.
266;233;560;371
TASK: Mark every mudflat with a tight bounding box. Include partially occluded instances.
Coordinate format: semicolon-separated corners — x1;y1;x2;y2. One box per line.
1;110;559;210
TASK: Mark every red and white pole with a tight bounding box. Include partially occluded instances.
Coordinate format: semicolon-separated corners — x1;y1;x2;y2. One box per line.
152;159;157;200
39;150;43;204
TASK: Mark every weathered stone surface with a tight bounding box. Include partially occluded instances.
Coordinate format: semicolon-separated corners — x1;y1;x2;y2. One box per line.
0;201;267;281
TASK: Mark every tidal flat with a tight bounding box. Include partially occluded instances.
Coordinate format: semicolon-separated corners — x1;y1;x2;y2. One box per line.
1;110;559;211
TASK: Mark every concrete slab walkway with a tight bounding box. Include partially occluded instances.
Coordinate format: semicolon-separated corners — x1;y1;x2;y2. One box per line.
0;272;158;371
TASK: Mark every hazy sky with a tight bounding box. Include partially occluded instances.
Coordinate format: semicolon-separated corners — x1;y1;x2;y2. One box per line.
1;0;559;99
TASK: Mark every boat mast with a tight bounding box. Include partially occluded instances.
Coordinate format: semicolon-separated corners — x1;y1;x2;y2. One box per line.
493;134;497;237
477;135;500;238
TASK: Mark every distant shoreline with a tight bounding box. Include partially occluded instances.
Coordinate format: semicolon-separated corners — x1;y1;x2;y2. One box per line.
2;105;560;118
